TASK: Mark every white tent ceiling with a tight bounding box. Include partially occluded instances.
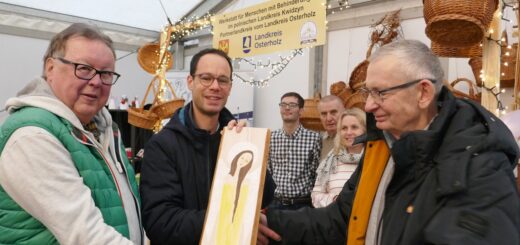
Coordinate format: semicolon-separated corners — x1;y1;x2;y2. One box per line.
0;0;203;31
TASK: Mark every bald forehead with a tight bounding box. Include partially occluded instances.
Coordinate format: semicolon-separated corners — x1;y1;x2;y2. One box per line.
318;98;343;110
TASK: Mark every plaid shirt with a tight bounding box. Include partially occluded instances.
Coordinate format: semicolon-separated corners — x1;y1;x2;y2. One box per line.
268;124;321;198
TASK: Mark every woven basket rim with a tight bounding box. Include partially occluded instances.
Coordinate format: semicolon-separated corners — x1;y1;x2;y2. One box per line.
138;43;173;74
128;107;158;129
150;99;185;119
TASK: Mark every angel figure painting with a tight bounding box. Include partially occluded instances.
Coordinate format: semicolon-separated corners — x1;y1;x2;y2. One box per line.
201;127;270;245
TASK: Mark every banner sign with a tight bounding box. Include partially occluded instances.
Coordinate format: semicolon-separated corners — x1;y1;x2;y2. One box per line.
212;0;326;58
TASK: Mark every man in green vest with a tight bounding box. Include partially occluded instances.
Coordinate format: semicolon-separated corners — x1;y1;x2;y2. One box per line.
0;23;142;244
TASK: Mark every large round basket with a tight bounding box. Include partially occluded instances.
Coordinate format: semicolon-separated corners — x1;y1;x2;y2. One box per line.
128;108;158;130
424;0;498;47
431;41;482;58
300;98;324;131
349;60;369;91
138;43;173;74
345;91;367;110
150;99;185;119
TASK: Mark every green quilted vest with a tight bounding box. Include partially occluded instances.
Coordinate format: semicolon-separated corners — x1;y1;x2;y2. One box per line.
0;107;140;244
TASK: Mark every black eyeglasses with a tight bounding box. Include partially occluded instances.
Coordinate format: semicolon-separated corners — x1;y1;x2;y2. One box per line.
193;73;232;88
54;57;120;85
360;79;436;103
279;102;300;109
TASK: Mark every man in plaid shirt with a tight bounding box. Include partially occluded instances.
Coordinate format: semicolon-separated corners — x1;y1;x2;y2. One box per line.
268;92;322;210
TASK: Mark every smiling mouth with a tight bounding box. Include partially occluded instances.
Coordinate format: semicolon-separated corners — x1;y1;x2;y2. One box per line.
206;96;221;101
82;94;98;99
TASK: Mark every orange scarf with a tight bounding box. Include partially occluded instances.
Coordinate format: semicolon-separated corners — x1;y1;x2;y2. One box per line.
347;140;390;245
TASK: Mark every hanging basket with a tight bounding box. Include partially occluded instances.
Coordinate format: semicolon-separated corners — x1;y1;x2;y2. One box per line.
128;78;160;129
300;97;324;131
137;43;173;74
424;0;498;47
149;81;184;119
128;108;159;130
349;60;369;91
432;41;482;58
449;78;481;102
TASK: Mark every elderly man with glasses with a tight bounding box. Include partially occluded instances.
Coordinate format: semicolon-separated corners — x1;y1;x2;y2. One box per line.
257;40;520;245
139;48;274;245
267;92;321;210
0;23;142;244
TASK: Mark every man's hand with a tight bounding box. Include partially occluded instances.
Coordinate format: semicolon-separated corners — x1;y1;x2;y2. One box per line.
257;213;281;245
226;119;247;133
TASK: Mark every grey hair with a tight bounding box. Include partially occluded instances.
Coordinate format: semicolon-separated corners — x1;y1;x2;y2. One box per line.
42;23;115;79
368;40;444;96
318;95;344;107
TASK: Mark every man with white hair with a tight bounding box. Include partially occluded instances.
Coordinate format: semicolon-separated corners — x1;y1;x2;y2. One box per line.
317;95;345;161
257;40;520;245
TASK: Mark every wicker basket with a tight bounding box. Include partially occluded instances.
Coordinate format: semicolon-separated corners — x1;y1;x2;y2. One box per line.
128;77;161;129
424;0;498;47
349;60;369;91
149;81;184;119
345;91;367;110
128;108;158;130
138;43;173;74
432;41;482;58
468;57;483;87
150;99;185;119
449;78;481;102
300;97;324;131
330;81;347;96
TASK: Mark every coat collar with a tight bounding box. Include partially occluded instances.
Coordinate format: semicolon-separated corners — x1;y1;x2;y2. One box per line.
163;102;235;150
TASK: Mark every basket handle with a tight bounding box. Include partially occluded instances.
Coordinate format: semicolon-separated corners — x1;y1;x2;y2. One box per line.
139;76;159;109
451;78;478;97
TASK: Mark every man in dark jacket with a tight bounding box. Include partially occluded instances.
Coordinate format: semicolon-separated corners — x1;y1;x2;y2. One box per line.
258;40;520;245
140;48;274;245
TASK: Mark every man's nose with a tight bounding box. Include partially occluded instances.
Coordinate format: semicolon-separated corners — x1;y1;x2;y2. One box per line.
364;95;378;112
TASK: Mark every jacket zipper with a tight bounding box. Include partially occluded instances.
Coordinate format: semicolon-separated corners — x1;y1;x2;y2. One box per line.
114;133;145;245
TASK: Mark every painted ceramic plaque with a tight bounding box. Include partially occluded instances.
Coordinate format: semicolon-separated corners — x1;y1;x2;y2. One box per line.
200;127;270;245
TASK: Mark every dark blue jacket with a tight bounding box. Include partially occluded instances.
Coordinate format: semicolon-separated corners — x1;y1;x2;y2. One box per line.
140;102;274;245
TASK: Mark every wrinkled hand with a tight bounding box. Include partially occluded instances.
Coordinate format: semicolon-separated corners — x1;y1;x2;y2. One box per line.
226;119;247;133
257;213;281;245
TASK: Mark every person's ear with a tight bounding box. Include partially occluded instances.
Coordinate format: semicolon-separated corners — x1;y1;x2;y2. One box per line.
44;58;55;81
187;74;194;91
417;79;436;109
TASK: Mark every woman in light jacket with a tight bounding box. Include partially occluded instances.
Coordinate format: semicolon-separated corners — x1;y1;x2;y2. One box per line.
311;108;366;208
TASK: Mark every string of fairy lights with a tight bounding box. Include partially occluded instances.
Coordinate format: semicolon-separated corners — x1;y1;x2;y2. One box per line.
478;0;518;115
232;49;304;87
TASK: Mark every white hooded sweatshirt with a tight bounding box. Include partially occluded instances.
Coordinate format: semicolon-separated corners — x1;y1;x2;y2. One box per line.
0;77;142;244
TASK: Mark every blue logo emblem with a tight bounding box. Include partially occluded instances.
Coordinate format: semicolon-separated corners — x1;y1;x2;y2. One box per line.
243;36;251;54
